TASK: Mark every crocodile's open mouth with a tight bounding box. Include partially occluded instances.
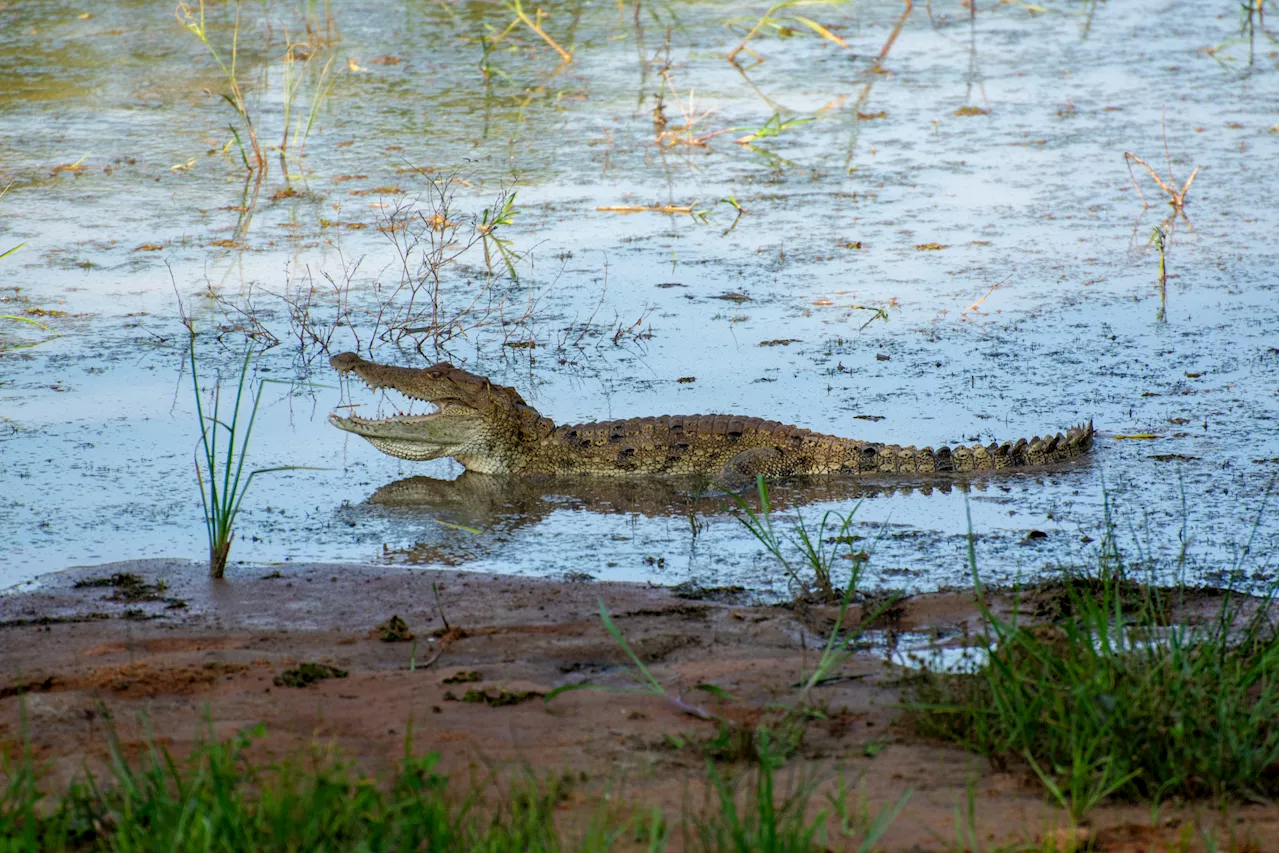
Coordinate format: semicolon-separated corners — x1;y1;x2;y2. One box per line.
328;355;483;458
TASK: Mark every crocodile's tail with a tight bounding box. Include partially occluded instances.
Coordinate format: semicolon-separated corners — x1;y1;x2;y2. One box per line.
843;420;1094;475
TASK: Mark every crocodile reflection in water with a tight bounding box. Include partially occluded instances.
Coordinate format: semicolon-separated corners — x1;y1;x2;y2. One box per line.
362;471;1056;567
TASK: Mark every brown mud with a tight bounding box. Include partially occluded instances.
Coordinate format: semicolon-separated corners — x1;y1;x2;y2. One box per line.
1;560;1273;852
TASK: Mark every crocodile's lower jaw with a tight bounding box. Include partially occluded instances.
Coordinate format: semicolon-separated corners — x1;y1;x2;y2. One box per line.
328;411;470;462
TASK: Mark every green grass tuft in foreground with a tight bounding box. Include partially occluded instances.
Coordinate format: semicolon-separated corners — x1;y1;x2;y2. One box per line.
0;723;654;852
0;720;906;852
902;505;1279;820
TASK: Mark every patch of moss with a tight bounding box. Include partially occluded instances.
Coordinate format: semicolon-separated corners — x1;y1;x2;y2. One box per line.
670;581;749;603
0;613;110;630
74;572;187;610
273;663;349;688
0;675;56;700
375;615;414;642
460;686;542;707
442;670;482;685
120;608;160;621
622;604;711;618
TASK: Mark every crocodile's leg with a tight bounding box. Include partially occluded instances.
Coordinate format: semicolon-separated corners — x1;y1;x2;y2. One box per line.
713;446;785;489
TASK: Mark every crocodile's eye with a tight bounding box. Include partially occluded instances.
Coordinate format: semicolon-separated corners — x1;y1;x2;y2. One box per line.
426;369;444;380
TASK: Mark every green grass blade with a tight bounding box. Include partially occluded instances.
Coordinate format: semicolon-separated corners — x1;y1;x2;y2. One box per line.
0;314;49;330
225;466;329;525
221;346;255;519
431;518;485;534
597;598;664;695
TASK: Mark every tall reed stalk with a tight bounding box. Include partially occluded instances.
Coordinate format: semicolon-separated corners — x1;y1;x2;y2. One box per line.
281;43;337;176
188;331;320;577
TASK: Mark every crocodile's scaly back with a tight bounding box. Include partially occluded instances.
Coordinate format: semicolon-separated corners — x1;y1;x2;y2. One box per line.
835;421;1094;475
539;413;1093;478
328;353;1095;480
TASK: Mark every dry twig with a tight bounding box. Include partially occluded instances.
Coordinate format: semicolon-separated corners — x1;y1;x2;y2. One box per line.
1124;152;1200;212
961;276;1010;321
1123;109;1201;213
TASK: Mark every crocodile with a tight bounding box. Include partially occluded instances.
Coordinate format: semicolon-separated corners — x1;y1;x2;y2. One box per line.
328;352;1094;481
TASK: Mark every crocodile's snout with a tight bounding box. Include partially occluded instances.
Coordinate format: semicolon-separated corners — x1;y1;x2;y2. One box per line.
330;352;364;374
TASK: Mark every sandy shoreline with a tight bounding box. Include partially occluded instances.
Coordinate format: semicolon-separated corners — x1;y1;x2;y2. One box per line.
2;560;1275;851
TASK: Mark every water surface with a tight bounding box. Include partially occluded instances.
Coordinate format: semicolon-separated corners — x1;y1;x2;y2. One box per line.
2;0;1276;593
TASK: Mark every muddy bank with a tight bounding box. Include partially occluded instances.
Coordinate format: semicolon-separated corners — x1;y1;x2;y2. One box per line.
2;561;1274;851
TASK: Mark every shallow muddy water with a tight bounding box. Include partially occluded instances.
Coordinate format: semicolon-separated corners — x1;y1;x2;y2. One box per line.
1;0;1276;594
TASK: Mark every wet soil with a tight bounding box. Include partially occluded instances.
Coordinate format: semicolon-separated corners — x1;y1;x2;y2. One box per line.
2;561;1273;851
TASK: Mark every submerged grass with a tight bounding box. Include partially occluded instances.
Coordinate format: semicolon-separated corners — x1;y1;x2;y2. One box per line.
902;501;1278;820
726;0;851;64
491;0;574;65
0;182;60;349
176;0;340;177
0;717;905;852
176;0;265;172
1;180;30;325
280;41;338;177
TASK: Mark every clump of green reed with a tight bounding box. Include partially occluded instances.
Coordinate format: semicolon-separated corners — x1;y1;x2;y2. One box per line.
188;330;321;577
557;478;896;770
176;1;340;176
687;760;908;853
725;478;896;761
731;475;865;602
280;39;338;177
1150;224;1168;322
902;502;1278;821
0;714;907;852
478;189;521;280
487;0;574;65
0;722;658;852
176;0;265;172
